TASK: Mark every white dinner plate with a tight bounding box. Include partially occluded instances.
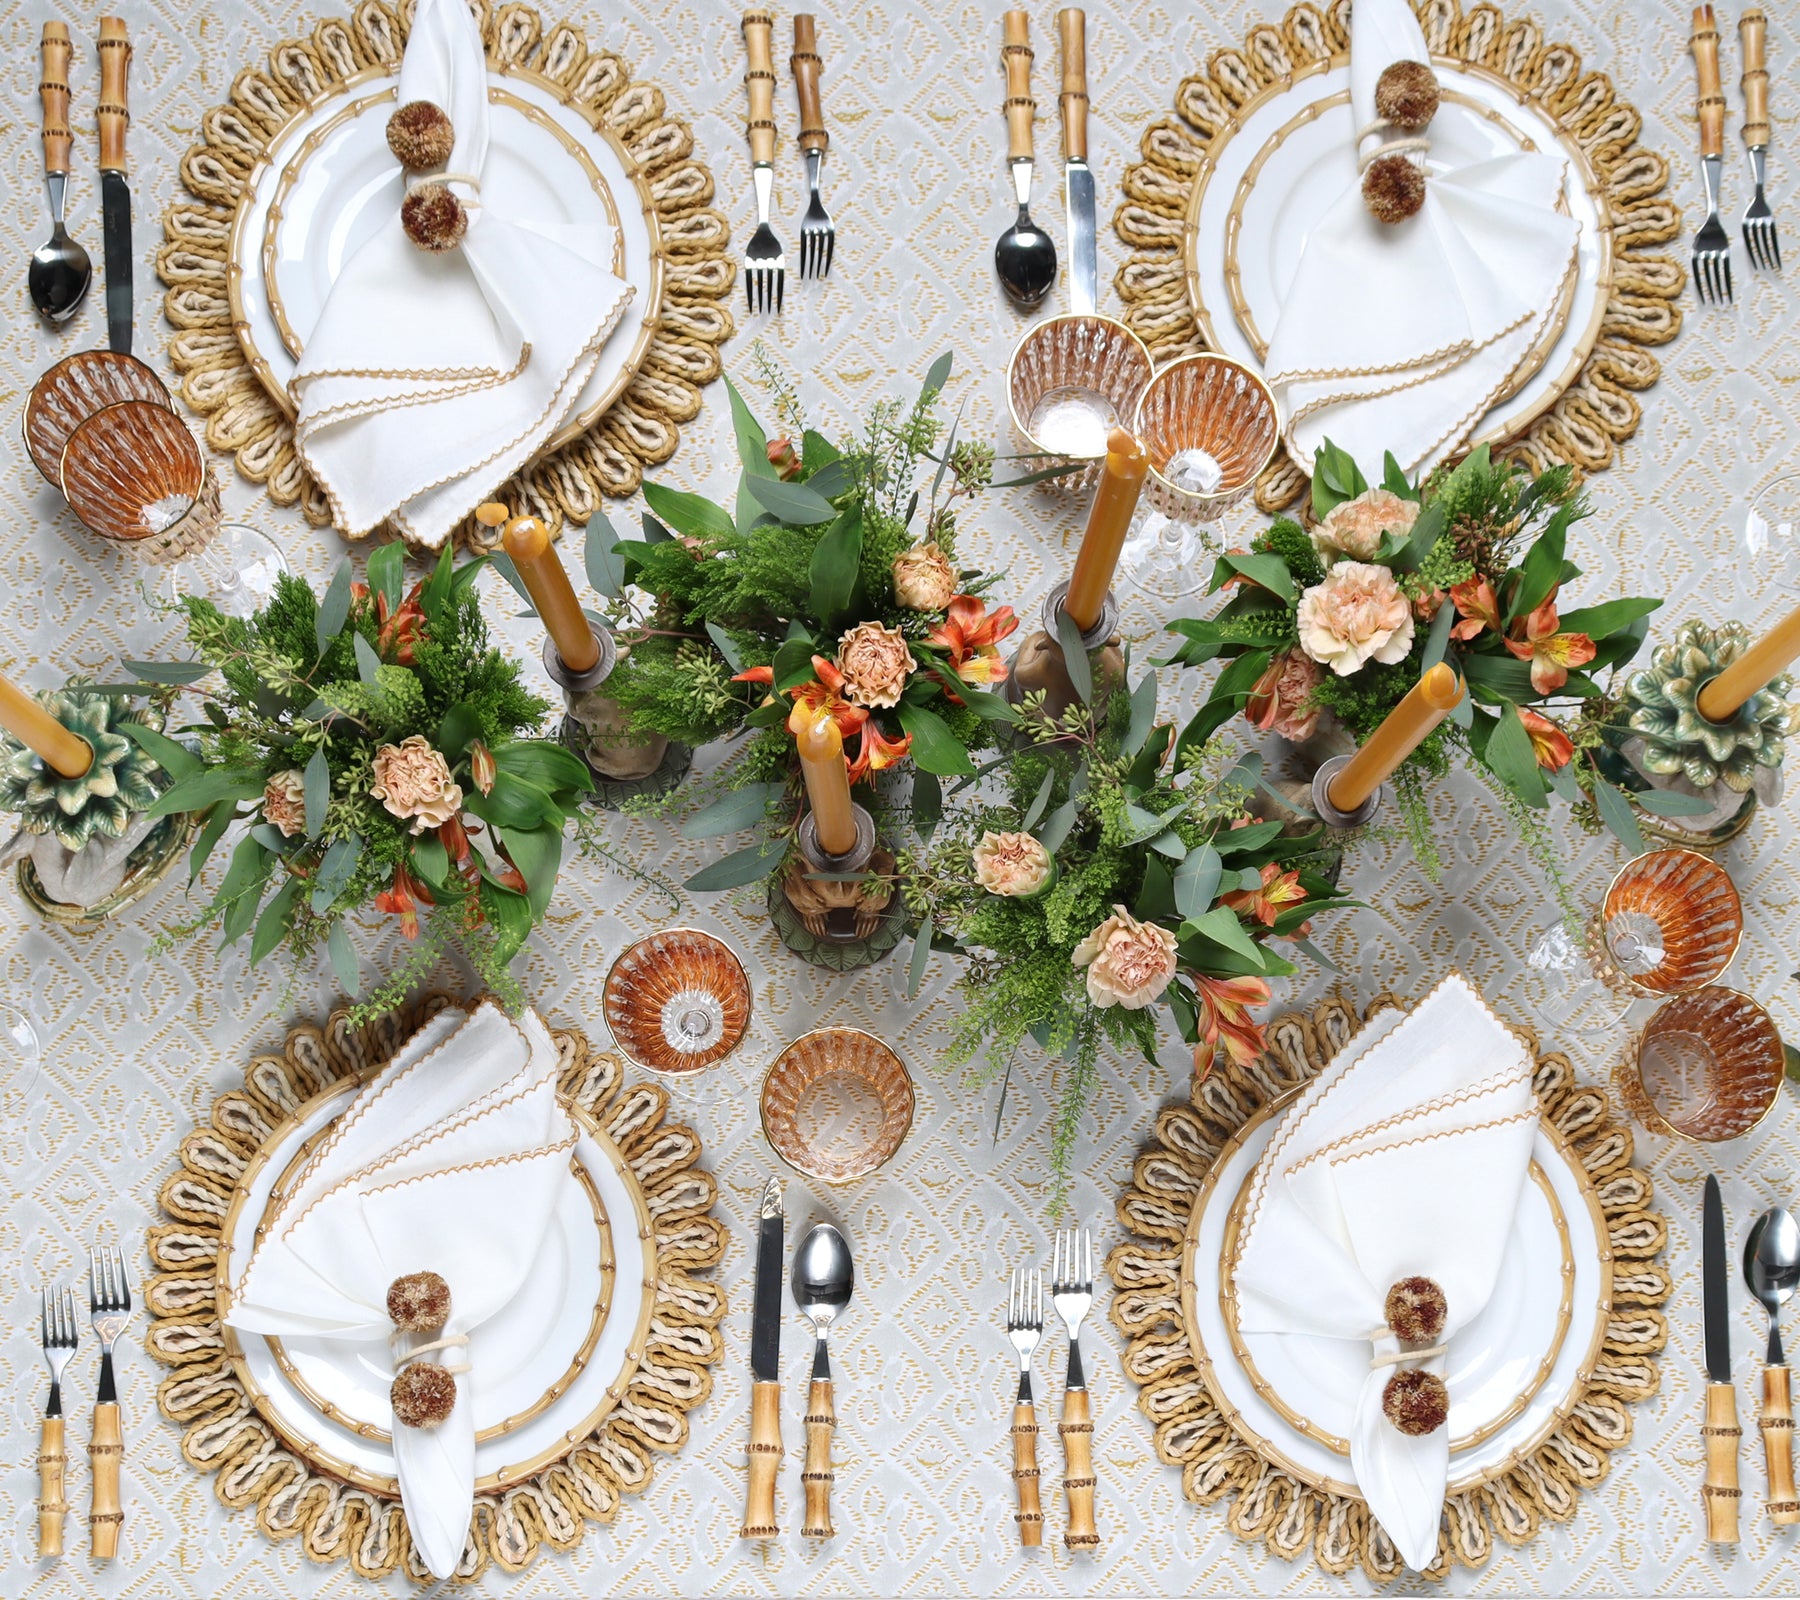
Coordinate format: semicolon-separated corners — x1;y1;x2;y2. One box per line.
1183;1094;1610;1498
219;1079;653;1496
1184;54;1613;459
229;63;661;457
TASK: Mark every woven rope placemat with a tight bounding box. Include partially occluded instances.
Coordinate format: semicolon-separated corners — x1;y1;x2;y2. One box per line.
1112;0;1683;514
145;993;724;1585
157;0;734;550
1106;992;1670;1581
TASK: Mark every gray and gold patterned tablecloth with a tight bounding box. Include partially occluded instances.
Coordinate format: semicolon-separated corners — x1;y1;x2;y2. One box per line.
1;0;1796;1594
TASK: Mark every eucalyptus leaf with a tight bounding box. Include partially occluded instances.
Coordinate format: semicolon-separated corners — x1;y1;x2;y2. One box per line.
1036;796;1079;853
1174;845;1222;920
680;784;782;839
745;473;839;525
907;914;934;1000
1594;779;1647;854
313;559;353;656
919;351;953;403
1420;588;1457;672
686;840;788;892
218;837;273;946
584;512;625;599
488;551;533;607
1054;606;1093;705
643;482;734;541
805;458;854;500
706;622;745;673
327;923;361;998
250;875;302;966
187;802;235;884
1631;787;1716;817
808;509;863;622
725;373;773;474
1021;770;1056;831
352;633;383;686
302;748;329;837
150;766;268;818
122;658;212;687
1487;704;1549;809
120;721;200;781
1150;830;1188;861
310;833;363;913
1124;673;1158;755
912;769;942;839
1186;904;1266;965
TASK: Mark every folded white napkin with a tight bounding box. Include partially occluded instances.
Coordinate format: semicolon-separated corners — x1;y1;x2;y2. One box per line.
1262;0;1579;475
228;1001;575;1579
1234;974;1538;1569
291;0;633;547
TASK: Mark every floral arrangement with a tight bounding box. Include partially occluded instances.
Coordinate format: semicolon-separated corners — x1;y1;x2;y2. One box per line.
1162;442;1666;897
900;669;1353;1189
582;352;1028;888
126;543;594;1014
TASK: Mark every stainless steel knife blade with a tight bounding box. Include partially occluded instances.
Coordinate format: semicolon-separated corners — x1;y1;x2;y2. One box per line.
1704;1174;1733;1383
97;18;132;354
1057;8;1096;316
749;1176;785;1383
100;173;132;355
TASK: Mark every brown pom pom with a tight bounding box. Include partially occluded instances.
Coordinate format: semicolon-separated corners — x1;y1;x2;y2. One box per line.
387;100;455;171
402;183;468;253
1374;61;1441;132
1385;1275;1448;1344
386;1271;451;1333
1381;1368;1449;1437
1362;154;1426;224
390;1362;458;1429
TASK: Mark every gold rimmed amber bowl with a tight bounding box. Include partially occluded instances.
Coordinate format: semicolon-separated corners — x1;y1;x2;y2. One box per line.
1133;353;1280;522
1005;313;1154;494
760;1027;915;1183
1590;848;1743;998
59;399;221;565
24;349;172;485
1616;986;1784;1144
602;929;751;1076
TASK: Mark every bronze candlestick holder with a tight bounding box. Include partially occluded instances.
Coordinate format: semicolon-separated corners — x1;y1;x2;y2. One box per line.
1003;581;1125;725
768;801;906;971
542;630;693;807
1307;752;1385;830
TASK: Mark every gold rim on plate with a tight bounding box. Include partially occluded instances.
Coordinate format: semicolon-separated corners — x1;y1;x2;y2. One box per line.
1181;52;1614;458
1218;1157;1574;1457
226;59;664;459
1177;1085;1613;1501
215;1083;657;1498
255;1109;617;1447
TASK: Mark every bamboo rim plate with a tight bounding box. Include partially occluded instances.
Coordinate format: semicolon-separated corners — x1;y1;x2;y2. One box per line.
1181;53;1611;462
228;62;662;459
217;1079;655;1496
1181;1082;1612;1499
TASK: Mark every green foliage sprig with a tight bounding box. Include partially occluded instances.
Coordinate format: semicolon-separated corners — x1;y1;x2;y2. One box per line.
899;666;1354;1200
1162;442;1684;869
126;544;594;1017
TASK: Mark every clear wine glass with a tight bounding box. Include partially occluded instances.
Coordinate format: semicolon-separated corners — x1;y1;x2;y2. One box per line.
1744;472;1800;595
160;520;289;619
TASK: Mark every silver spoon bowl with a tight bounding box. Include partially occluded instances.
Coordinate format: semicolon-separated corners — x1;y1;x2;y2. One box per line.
30;175;91;325
995;199;1056;311
792;1221;853;1378
1745;1205;1800;1365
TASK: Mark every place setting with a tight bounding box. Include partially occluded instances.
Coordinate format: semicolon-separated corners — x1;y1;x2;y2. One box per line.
3;0;1800;1595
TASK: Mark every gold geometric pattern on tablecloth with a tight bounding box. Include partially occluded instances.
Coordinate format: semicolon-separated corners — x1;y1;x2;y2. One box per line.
1111;0;1685;513
143;993;724;1586
1105;993;1671;1581
156;0;735;550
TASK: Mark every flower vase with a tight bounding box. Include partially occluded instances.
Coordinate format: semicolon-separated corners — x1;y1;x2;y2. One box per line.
561;685;694;808
1003;582;1125;728
10;812;196;931
768;807;906;971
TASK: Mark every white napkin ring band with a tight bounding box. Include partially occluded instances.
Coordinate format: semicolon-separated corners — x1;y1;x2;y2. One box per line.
1356;129;1431;174
1368;1336;1449;1370
405;170;483;200
391;1328;471;1375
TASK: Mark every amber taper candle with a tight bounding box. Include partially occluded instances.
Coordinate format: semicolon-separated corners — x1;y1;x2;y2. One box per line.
1696;601;1800;722
1064;427;1150;633
0;673;92;778
794;709;857;856
501;514;601;674
1326;662;1464;814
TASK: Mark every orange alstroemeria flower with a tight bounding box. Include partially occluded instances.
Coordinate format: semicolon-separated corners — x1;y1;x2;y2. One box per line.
786;659;870;742
1449;577;1505;641
1502;595;1596;695
374;862;435;941
1221;862;1308;929
1517;707;1576;771
845;723;913;783
929;595;1020;686
1191;973;1272;1081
